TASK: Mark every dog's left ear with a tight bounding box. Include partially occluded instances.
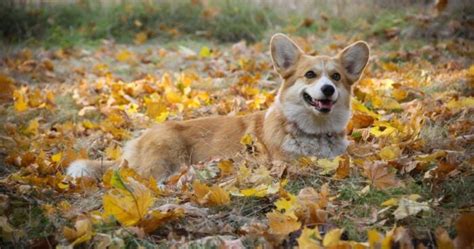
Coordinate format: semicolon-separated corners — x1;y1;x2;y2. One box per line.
270;33;303;77
338;41;370;83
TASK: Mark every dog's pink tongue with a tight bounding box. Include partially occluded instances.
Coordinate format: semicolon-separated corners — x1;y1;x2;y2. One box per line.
318;100;333;109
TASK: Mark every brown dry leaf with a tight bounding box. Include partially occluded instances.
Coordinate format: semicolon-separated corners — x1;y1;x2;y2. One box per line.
267;211;301;236
454;213;474;249
334;155;351;179
0;74;15;103
139;208;184;233
435;0;448;13
436;227;455;249
363;163;400;189
294;185;329;225
192;180;230;206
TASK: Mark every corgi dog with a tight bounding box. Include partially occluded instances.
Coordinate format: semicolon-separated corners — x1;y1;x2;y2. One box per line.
67;34;369;180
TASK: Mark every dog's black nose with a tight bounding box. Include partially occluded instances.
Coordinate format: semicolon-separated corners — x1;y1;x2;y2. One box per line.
321;85;335;97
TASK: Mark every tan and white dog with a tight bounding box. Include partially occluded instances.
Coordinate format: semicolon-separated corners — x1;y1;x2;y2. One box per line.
67;34;369;180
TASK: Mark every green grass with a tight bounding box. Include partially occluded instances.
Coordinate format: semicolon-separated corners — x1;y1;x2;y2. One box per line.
2;200;56;248
333;176;444;241
0;0;281;48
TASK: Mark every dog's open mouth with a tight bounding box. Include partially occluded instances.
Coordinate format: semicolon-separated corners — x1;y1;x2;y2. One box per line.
302;91;336;113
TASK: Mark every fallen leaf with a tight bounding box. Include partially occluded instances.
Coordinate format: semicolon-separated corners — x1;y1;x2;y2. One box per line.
454;213;474;249
363;163;400;189
436;227;455;249
322;228;343;247
393;198;430;220
334;155;351;179
297;227;323;249
63;218;93;246
134;31;148;45
192;180;230;206
317;157;341;175
217;160;234;176
199;46;212;58
378;145;401;161
267;211;301;236
13;88;28;112
274;193;297;212
103;178;155;226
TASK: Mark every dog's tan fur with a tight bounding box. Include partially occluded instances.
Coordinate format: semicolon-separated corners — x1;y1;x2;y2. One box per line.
67;34;369;180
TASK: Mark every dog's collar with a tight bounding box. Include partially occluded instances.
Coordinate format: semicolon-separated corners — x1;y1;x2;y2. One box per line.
286;121;346;138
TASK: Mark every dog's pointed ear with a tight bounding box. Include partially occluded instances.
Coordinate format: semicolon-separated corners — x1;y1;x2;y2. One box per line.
270;33;303;76
338;41;370;83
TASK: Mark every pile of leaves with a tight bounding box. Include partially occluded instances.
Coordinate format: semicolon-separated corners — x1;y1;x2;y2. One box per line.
0;32;473;248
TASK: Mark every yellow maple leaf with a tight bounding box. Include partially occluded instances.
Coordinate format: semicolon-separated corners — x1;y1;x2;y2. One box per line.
105;145;122;160
368;229;384;249
25;118;39;136
165;90;182;104
392;88;408;101
63;218;93;246
378;145;401;161
297;227;323;249
82;120;97;129
240;133;254;146
155;111;169;123
322;228;343;247
240;182;280;197
134;31;148;45
192;181;230;206
267;211;301;236
199;46;212;58
372;95;401;110
274;193;297;212
370;122;397;137
217;160;234;176
447;97;474;110
103;178;154;226
317;157;341;175
13;89;28;112
352;98;380;119
115;49;133;62
51;152;62;163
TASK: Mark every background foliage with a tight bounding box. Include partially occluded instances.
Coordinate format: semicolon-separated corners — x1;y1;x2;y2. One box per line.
0;0;473;248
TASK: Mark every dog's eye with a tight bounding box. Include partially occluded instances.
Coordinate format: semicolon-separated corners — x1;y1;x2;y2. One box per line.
331;72;341;81
304;71;317;79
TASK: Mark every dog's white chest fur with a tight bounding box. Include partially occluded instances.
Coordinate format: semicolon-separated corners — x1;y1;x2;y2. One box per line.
282;133;348;159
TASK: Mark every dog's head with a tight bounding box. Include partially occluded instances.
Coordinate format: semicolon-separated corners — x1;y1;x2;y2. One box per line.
270;33;369;133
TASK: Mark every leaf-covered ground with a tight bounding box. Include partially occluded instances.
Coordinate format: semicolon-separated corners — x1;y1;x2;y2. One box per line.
1;10;474;249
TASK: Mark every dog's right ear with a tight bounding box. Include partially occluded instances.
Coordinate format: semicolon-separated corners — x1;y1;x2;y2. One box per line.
270;33;303;77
